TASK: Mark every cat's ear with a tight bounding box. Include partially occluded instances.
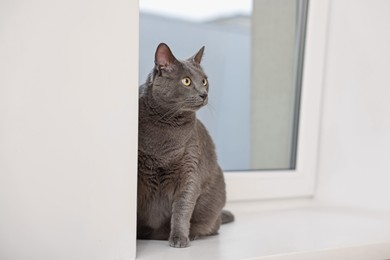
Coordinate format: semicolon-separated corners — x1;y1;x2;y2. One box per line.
191;46;205;65
154;43;177;72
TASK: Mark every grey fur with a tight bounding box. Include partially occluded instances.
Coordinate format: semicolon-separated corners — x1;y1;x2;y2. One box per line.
137;43;234;248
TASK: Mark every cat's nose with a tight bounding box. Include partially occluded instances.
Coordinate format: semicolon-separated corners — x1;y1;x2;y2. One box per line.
199;93;208;100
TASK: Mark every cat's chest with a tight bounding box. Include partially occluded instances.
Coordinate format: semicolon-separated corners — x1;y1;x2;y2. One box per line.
138;165;179;202
139;121;194;166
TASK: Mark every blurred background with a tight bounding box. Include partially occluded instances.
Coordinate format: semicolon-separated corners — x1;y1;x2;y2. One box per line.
139;0;308;171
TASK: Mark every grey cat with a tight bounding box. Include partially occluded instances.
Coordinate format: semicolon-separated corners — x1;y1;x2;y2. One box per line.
137;43;234;248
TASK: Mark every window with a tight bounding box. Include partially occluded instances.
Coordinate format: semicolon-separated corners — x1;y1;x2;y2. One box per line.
139;0;328;200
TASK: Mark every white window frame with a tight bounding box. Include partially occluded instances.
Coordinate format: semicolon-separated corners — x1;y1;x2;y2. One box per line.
225;0;330;201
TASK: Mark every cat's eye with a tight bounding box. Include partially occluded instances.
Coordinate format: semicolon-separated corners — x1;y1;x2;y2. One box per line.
202;78;208;86
181;77;191;86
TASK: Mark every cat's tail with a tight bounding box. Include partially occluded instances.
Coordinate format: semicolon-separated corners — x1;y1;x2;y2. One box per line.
221;209;234;224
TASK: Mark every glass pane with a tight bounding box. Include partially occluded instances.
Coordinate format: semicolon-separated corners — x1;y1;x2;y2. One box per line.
139;0;308;171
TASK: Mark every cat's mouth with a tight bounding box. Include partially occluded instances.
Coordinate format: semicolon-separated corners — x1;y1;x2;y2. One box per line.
184;103;205;111
184;97;208;111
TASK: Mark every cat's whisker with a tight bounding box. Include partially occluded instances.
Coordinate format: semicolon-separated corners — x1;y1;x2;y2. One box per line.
161;104;183;121
156;101;187;122
205;102;217;118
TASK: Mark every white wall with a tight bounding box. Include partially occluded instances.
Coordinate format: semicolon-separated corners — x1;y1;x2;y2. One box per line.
0;1;138;259
316;0;390;211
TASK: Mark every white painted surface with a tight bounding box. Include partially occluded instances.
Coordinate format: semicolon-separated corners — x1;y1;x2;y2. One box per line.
0;1;138;259
3;0;390;258
136;200;390;259
316;0;390;211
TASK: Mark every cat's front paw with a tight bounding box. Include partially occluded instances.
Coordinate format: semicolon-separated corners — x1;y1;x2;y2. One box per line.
169;234;190;248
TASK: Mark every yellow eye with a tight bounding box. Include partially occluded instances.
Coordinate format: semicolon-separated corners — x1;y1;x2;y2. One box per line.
202;78;208;86
181;77;191;86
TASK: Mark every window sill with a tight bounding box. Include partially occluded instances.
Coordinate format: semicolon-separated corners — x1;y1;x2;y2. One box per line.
136;199;390;259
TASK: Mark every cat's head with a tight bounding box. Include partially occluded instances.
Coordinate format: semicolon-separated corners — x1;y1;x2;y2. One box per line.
149;43;209;112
